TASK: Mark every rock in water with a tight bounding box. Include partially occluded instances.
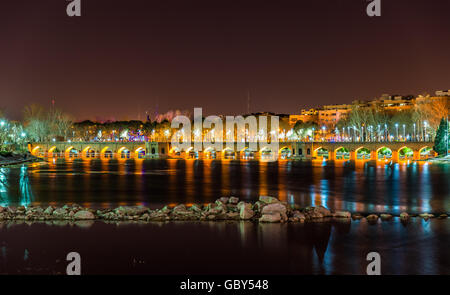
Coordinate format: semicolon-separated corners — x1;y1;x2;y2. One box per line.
366;214;379;221
73;210;95;220
352;213;364;220
333;211;351;218
400;212;409;220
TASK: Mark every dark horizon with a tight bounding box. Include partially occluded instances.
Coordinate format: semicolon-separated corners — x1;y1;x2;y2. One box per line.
1;0;450;121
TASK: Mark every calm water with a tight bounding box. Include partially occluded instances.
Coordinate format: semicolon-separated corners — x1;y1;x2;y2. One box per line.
0;219;449;275
1;159;449;214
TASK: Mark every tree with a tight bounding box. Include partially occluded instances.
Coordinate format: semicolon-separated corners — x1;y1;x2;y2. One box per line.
433;118;449;156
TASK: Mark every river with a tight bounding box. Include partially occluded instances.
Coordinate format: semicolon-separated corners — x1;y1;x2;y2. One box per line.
0;158;449;214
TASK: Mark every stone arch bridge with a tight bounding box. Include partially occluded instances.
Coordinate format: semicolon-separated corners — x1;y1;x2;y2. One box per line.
29;141;434;162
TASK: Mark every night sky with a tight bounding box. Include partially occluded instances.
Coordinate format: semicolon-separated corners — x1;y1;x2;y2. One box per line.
1;0;450;121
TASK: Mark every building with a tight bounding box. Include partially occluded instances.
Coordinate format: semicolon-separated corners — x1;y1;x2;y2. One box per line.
299;108;319;123
318;104;352;127
436;90;450;96
369;94;415;113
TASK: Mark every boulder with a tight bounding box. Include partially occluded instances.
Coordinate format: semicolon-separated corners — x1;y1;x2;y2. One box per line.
53;208;68;218
73;210;95;220
173;204;187;212
44;206;54;215
304;206;331;219
217;197;229;205
261;203;287;215
228;197;239;204
259;196;280;204
190;204;203;212
115;206;148;216
240;205;254;220
291;211;306;222
419;213;434;219
380;214;393;221
0;206;4;213
333;211;351;218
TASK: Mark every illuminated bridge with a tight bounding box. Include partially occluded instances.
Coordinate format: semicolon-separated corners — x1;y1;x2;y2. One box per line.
29;141;435;162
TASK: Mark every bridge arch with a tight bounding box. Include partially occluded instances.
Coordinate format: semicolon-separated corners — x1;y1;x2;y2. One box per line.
355;146;371;160
396;146;414;161
313;146;329;159
31;146;41;156
203;147;216;159
134;147;146;159
222;147;235;159
48;146;61;157
82;146;97;158
278;147;292;159
117;147;131;159
100;146;113;159
376;146;393;160
334;146;350;160
65;146;80;158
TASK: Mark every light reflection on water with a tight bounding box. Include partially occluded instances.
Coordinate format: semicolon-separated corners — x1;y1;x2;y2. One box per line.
0;159;448;214
0;166;34;207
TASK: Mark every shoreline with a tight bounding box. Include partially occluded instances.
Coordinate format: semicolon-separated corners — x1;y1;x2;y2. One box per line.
0;196;447;224
0;152;41;167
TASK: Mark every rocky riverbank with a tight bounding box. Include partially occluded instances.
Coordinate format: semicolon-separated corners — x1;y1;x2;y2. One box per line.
0;152;40;167
0;196;448;223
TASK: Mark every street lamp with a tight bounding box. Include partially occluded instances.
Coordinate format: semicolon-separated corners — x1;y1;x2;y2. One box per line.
402;124;405;141
424;121;428;141
395;123;399;141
